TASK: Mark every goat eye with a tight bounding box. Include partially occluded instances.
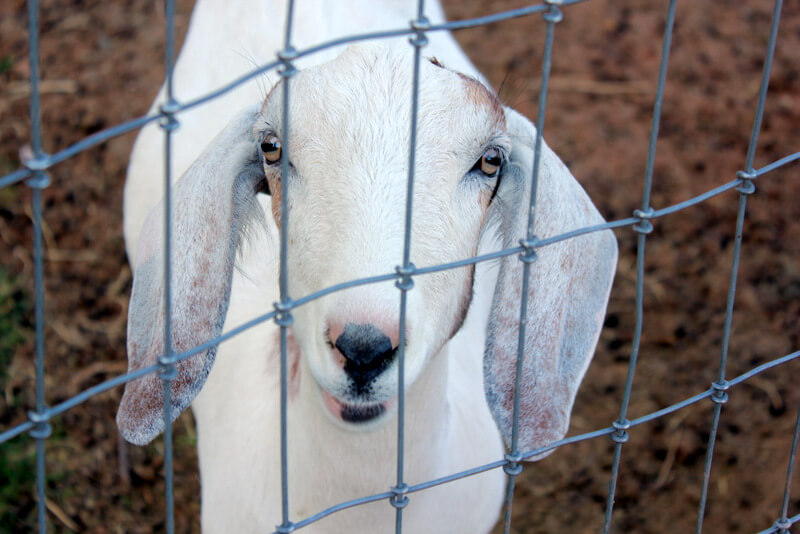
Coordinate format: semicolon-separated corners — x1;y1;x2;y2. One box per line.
474;147;502;177
261;136;282;164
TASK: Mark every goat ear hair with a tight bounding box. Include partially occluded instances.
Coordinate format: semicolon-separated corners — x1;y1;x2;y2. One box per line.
117;105;265;445
483;108;618;460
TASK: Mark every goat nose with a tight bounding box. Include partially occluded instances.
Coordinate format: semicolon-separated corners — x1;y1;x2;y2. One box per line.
334;323;395;367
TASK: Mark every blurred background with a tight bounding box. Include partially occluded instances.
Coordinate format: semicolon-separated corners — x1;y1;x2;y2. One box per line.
0;0;798;531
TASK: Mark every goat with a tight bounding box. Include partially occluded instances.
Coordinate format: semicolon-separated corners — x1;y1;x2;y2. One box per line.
118;2;618;532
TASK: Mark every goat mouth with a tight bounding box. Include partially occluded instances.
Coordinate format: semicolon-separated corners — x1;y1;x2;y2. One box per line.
320;388;394;424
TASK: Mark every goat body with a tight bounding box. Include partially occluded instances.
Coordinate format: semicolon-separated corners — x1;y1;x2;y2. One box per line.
121;2;618;533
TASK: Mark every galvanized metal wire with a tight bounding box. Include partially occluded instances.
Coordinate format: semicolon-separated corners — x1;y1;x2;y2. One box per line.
502;3;561;532
391;2;430;530
277;2;297;531
158;0;179;530
695;1;785;532
602;1;677;530
2;0;798;533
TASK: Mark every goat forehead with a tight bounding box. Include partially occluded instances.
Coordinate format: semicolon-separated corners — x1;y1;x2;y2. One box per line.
260;45;505;168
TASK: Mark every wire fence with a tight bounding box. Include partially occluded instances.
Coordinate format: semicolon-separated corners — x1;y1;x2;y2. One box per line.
1;0;798;533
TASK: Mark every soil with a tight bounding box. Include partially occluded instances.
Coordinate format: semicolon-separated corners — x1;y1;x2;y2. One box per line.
0;0;798;532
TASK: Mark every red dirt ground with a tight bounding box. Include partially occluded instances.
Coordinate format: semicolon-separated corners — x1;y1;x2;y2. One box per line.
0;0;798;532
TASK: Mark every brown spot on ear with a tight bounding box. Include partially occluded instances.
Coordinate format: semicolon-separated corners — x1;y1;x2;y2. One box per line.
429;56;445;68
456;73;506;130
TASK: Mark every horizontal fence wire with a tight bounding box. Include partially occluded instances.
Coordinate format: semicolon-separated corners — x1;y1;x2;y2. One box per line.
2;0;799;532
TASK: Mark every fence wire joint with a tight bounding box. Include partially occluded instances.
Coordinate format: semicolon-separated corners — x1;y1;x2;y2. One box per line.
19;144;51;177
395;263;416;291
409;17;430;47
158;100;180;132
28;410;52;439
633;207;655;235
274;299;295;327
710;379;730;405
25;170;51;189
503;451;523;476
542;4;564;24
278;47;298;77
390;483;410;509
275;521;296;534
519;237;539;264
157;358;178;380
736;169;757;195
773;517;792;531
611;418;631;444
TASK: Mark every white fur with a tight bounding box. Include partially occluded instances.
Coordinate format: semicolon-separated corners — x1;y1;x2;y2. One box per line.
121;2;618;533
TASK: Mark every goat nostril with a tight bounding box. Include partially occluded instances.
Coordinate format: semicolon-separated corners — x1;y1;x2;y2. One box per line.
334;323;395;368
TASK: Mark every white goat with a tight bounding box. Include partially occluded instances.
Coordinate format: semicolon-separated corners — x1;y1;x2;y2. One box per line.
119;1;618;532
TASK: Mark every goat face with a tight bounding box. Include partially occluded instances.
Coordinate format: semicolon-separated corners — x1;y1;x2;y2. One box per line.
118;42;617;456
256;45;508;425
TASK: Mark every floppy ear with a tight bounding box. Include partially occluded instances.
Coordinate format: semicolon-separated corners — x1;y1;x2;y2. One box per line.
484;108;618;459
118;105;266;445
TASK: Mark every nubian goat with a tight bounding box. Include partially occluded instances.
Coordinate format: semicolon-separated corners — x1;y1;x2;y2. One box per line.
119;1;618;532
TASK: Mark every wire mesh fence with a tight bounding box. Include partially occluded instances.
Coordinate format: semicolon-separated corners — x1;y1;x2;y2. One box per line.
0;0;798;533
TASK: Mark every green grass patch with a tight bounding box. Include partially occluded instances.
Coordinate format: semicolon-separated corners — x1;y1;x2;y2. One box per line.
0;425;69;531
0;267;31;389
0;437;37;530
0;56;12;76
0;269;35;529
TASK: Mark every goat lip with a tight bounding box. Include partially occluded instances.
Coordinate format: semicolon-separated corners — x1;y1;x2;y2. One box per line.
320;388;395;424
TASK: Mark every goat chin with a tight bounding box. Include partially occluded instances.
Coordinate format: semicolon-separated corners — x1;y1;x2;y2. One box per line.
120;1;618;532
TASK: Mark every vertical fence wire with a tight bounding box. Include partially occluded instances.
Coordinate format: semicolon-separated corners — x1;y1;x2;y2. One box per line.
31;185;48;534
26;0;42;158
501;3;561;533
157;0;179;529
277;1;297;531
31;183;49;534
25;0;50;530
602;1;677;532
743;0;783;174
695;1;783;531
391;2;429;530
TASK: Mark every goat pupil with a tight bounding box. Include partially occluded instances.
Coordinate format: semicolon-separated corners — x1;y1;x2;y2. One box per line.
261;138;282;164
480;148;502;176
